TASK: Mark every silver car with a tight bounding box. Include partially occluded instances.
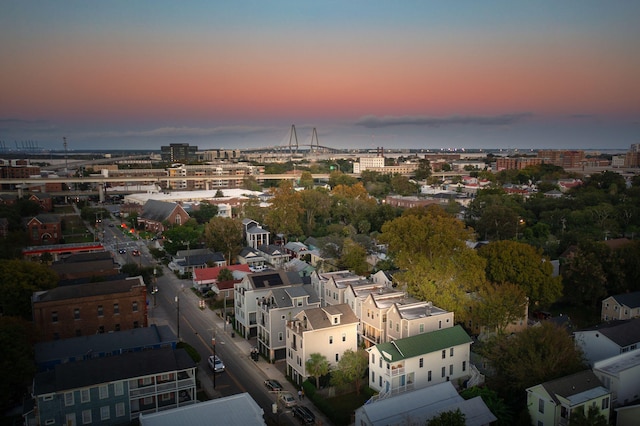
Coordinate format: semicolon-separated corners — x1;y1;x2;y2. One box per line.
208;355;225;373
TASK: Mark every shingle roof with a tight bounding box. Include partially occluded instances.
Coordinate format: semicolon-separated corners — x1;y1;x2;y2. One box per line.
140;199;181;222
33;277;144;302
541;370;608;405
303;304;359;330
376;325;472;361
599;318;640;347
611;291;640;309
33;347;195;395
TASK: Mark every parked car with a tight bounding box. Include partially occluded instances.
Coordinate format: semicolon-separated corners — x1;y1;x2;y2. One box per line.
118;249;126;254
292;405;315;424
264;379;283;392
279;392;296;408
208;355;225;373
131;249;140;256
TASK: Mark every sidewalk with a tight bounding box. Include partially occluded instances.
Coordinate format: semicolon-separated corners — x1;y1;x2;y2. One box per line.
196;300;332;425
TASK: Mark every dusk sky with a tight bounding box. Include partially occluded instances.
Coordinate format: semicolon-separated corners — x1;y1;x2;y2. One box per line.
1;1;639;152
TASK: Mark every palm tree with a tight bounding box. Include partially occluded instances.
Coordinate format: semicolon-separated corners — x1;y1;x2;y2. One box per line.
305;353;330;389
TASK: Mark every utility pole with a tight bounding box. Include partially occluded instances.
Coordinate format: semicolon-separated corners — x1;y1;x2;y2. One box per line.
175;295;180;339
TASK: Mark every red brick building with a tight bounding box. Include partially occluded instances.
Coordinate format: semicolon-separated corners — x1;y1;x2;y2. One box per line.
32;276;148;341
25;214;62;245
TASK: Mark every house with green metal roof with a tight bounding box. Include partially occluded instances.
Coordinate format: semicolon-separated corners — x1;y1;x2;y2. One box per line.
367;325;473;396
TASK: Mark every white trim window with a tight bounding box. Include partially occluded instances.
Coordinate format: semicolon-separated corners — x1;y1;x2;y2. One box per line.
80;388;90;403
82;409;92;424
99;384;109;399
115;402;125;417
64;392;74;406
113;381;124;396
100;406;110;421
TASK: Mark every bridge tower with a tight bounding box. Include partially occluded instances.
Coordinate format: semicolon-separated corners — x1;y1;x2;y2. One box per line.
310;127;320;153
288;125;299;154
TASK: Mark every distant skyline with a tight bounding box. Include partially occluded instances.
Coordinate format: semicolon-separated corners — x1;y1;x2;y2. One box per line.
1;1;639;152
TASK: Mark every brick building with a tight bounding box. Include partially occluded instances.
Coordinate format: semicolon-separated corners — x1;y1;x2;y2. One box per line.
32;277;148;341
25;214;62;245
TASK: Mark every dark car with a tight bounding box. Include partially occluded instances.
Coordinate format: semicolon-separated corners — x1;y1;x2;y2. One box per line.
118;248;126;254
292;405;315;424
264;379;283;392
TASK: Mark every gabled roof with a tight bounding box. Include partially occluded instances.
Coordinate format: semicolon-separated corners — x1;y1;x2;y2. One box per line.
27;213;60;224
608;291;640;309
246;270;303;289
140;199;184;222
193;264;251;282
257;244;288;256
578;318;640;347
299;304;358;330
375;325;472;362
540;370;608;406
239;247;263;258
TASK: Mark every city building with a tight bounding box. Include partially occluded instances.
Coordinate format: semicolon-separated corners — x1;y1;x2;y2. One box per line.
286;304;359;385
25;214;62;245
137;199;190;233
574;319;640;367
32;276;148;341
601;291;640;322
27;347;197;426
257;284;320;362
160;143;198;163
593;349;640;408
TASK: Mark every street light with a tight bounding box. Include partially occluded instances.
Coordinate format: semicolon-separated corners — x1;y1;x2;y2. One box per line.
175;295;180;340
211;333;217;389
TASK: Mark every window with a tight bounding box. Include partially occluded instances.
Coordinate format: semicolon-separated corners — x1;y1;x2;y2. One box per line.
396;323;399;332
75;329;82;337
99;385;108;399
45;420;55;425
371;371;375;383
379;376;382;387
97;305;103;316
82;409;92;424
379;358;382;368
441;367;446;377
64;392;74;406
438;320;442;329
419;324;424;333
113;304;119;314
278;332;283;341
389;320;393;329
115;324;120;331
442;350;446;359
342;333;346;342
602;397;610;410
100;406;110;421
143;396;154;405
74;308;80;320
329;336;333;344
450;348;454;357
372;354;375;364
52;311;58;323
334;317;338;324
538;398;545;413
80;388;90;403
65;413;76;426
462;361;466;372
43;395;53;401
133;321;139;328
335;353;339;362
419;358;424;368
132;301;138;312
428;370;432;381
449;364;453;375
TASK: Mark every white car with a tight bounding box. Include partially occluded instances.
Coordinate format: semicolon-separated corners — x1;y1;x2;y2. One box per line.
279;392;296;408
208;355;225;373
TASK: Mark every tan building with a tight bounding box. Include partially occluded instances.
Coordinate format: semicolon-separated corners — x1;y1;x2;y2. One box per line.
32;276;148;341
601;291;640;322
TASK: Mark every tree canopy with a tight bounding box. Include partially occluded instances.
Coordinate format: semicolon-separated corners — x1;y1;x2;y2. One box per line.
0;259;59;319
204;216;243;264
306;352;330;389
329;349;368;395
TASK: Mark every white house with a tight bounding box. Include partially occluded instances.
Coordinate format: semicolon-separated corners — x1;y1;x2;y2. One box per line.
256;285;320;362
234;270;305;339
526;370;611;426
593;349;640;407
574;319;640;366
311;270;369;307
385;301;455;341
354;380;496;426
285;304;359;386
367;325;473;396
360;291;415;348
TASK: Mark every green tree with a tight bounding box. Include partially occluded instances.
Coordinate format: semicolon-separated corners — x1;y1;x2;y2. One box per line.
204;217;243;264
300;188;332;235
298;170;315;189
475;282;528;335
191;202;218;225
479;322;586;406
414;158;432;181
240;197;267;224
380;206;486;322
478;240;562;308
218;268;234;282
426;409;466;426
568;405;608;426
0;259;59;319
264;180;304;237
460;387;512;426
339;238;369;276
329;349;368;395
306;352;330;389
162;223;202;255
390;174;419;196
0;316;37;410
